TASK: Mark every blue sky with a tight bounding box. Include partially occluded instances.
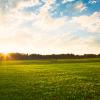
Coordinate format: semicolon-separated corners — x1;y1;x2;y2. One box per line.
0;0;100;54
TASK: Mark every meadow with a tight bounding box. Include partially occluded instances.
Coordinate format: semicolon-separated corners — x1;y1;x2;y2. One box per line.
0;59;100;100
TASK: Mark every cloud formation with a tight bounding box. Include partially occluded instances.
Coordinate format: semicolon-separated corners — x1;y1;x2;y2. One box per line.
0;0;100;54
73;12;100;33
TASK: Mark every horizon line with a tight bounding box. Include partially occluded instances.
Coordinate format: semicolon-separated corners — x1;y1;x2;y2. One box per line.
0;52;100;56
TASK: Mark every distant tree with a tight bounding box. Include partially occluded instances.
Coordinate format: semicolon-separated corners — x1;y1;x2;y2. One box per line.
0;53;100;61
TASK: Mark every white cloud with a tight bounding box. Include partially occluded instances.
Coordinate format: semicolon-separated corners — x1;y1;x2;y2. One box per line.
74;3;87;12
73;12;100;33
62;0;75;4
16;0;40;9
0;0;100;54
89;0;97;4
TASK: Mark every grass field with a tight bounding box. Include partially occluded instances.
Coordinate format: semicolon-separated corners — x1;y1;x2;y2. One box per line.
0;59;100;100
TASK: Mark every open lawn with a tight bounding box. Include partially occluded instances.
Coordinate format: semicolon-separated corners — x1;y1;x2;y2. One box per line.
0;59;100;100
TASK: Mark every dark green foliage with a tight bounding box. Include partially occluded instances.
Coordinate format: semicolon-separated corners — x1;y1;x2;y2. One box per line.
0;53;100;60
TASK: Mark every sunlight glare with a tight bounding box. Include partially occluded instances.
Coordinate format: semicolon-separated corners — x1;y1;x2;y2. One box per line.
1;50;9;55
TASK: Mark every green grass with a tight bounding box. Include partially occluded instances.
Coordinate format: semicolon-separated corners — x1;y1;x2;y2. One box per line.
0;59;100;100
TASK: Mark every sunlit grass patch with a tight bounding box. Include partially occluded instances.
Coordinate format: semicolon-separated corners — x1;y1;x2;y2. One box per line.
0;59;100;100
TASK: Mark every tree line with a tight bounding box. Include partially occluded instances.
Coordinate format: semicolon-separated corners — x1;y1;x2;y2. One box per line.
0;53;100;60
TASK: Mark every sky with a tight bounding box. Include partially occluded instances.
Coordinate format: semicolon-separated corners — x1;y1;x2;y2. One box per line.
0;0;100;54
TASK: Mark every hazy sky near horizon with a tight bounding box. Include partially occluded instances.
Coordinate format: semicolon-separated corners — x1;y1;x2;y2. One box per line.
0;0;100;54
